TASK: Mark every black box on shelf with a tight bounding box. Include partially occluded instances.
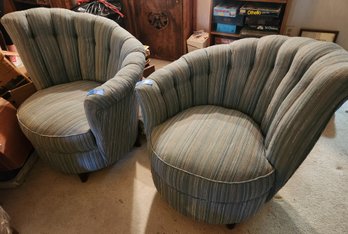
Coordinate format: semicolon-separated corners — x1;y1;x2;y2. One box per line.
239;3;282;17
213;15;245;26
247;25;279;31
245;16;280;32
240;27;279;38
245;16;280;26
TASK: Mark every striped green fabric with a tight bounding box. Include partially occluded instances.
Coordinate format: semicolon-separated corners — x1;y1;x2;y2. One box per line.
152;170;269;224
2;8;146;174
150;106;274;223
1;8;145;89
18;81;99;154
136;35;348;223
151;106;273;187
17;81;109;173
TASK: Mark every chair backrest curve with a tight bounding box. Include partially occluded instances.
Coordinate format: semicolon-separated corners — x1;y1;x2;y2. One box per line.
1;8;142;90
154;35;348;132
145;35;348;196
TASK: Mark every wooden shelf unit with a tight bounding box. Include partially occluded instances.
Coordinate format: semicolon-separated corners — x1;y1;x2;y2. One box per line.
209;0;292;45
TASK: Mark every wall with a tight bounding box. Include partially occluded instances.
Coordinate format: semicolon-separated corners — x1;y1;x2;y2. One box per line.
195;0;348;50
286;0;348;50
196;0;210;32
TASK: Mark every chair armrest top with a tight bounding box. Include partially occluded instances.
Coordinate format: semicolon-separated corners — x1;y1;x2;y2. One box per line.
85;51;145;111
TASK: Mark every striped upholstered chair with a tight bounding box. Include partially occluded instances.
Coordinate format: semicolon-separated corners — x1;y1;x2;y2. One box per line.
2;8;145;181
136;35;348;225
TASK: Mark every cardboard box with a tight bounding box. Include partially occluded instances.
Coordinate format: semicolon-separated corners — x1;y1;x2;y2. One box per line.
0;50;36;108
7;82;36;108
187;31;209;52
213;3;241;18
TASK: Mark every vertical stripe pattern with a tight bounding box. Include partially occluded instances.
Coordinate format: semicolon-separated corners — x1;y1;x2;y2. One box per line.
135;35;348;223
149;106;274;224
2;8;146;174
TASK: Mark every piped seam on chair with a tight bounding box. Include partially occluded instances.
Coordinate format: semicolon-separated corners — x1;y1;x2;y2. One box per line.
149;139;275;185
17;116;94;139
152;169;272;204
39;147;100;155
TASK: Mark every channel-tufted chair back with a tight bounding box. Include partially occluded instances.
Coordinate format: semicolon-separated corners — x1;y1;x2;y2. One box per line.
2;8;145;177
2;7;138;90
137;35;348;203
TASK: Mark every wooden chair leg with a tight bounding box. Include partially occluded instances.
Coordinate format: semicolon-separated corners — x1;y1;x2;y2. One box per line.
134;135;141;147
12;227;19;234
134;123;142;147
226;223;236;229
78;173;89;183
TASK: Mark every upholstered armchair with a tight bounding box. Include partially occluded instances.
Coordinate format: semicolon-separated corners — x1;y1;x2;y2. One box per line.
2;8;145;181
136;35;348;224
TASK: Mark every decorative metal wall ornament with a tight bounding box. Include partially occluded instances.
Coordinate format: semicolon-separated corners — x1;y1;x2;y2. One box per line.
148;12;169;30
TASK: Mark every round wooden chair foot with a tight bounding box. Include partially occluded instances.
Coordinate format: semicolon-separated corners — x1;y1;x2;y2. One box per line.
226;223;236;229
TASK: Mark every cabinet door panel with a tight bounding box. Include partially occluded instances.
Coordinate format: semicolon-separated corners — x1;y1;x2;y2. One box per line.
135;0;183;60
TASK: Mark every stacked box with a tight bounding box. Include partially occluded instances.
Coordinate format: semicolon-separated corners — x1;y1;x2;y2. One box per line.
213;3;243;34
213;3;241;17
245;16;280;31
187;31;209;52
216;24;237;34
239;3;282;17
240;27;278;38
213;15;244;26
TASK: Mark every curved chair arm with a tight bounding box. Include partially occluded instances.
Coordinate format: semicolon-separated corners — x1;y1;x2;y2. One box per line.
135;78;168;138
136;57;193;137
265;62;348;199
84;51;145;160
85;51;145;109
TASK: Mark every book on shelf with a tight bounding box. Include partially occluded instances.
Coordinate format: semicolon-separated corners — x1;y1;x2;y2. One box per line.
244;15;280;31
240;27;279;38
245;16;280;27
247;25;279;31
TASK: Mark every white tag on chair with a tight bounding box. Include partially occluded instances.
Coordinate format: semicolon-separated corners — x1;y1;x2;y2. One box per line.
136;79;154;86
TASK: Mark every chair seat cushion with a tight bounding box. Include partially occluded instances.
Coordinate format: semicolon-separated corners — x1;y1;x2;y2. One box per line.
150;105;275;203
17;81;101;153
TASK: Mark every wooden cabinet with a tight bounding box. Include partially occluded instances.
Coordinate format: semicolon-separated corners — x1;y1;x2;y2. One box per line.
209;0;292;45
123;0;193;61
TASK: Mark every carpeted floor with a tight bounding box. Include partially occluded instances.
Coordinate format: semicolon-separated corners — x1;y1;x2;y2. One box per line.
0;60;347;233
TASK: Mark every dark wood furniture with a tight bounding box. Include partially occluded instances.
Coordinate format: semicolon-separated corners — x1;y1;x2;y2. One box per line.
209;0;292;45
10;0;74;10
123;0;193;61
3;0;16;13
